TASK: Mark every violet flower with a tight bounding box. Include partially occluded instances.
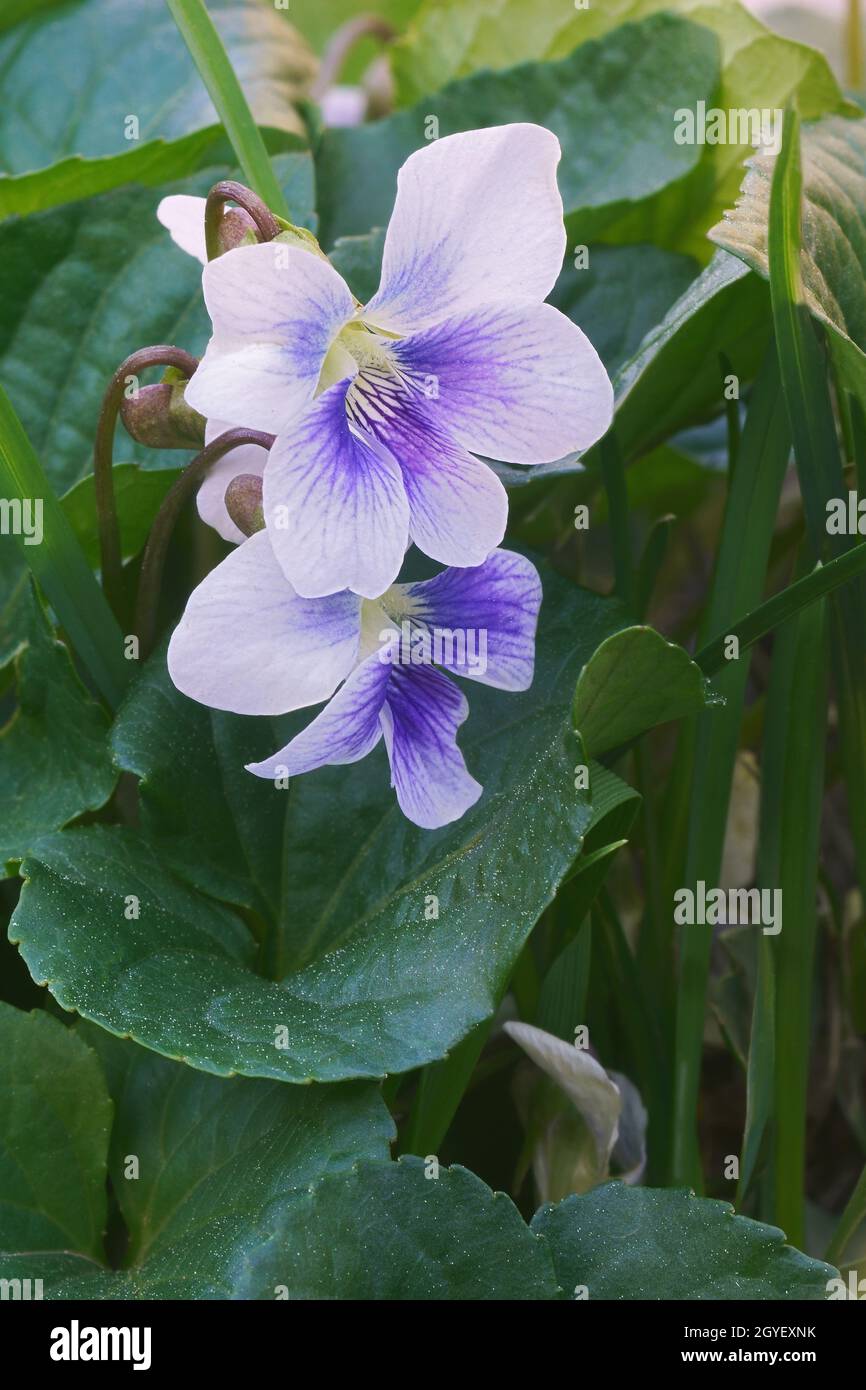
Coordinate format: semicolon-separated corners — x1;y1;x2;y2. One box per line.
167;537;541;829
158;125;613;595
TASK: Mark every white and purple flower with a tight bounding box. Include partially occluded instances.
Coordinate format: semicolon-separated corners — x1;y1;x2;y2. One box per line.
158;124;613;596
167;538;541;829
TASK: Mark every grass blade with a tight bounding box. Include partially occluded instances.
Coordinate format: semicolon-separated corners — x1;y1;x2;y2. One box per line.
668;348;791;1186
165;0;292;219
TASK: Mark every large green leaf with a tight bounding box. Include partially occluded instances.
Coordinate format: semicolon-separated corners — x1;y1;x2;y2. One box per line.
710;113;866;411
389;0;851;258
0;590;116;874
0;1015;392;1296
0;1003;111;1260
0;126;303;220
316;13;720;247
82;1027;393;1270
532;1182;836;1299
11;565;626;1082
613;249;770;460
0;0;316;177
549;244;699;379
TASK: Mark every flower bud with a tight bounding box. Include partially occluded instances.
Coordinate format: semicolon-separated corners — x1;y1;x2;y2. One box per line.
216;207;258;254
224;474;264;537
120;372;205;450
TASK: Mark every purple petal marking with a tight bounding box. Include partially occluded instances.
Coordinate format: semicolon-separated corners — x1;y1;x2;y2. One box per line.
394;300;613;463
185;243;355;435
246;653;391;779
363;124;566;334
263;379;410;599
394;548;542;691
380;664;482;829
167;530;361;717
360;390;507;570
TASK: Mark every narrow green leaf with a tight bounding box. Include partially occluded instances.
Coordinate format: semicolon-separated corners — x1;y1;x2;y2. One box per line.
668;347;790;1185
165;0;292;219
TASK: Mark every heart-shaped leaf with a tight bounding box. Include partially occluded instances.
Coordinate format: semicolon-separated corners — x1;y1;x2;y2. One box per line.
0;590;116;875
0;1003;111;1260
11;566;629;1082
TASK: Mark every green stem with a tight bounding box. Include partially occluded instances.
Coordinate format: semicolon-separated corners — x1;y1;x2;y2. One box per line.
94;346;199;617
165;0;291;219
598;430;634;610
695;543;866;676
135;427;273;656
0;385;130;709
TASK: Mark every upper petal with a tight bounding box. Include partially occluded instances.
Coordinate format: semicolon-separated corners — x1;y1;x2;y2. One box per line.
263;380;410;599
185;242;355;434
197;418;269;545
395;301;613;463
380;665;482;829
167;529;361;717
392;548;542;691
363;124;566;335
246;652;390;780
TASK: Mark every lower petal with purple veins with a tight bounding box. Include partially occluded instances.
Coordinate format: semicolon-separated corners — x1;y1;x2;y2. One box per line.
246;653;392;779
263;379;411;599
368;394;507;570
380;664;482;830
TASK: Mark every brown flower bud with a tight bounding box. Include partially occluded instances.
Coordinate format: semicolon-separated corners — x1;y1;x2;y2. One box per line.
120;372;205;450
217;207;258;254
224;474;265;537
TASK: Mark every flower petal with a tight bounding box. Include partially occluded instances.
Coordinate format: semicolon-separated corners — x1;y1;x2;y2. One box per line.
167;530;361;716
371;396;507;569
185;243;355;434
246;653;390;779
393;548;541;691
395;301;613;462
380;664;482;829
363;124;566;334
157;195;208;263
263;380;410;599
197;419;269;545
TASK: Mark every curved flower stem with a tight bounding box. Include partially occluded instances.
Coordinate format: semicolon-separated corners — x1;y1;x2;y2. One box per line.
135;427;274;656
95;346;199;618
311;15;396;99
205;179;282;260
